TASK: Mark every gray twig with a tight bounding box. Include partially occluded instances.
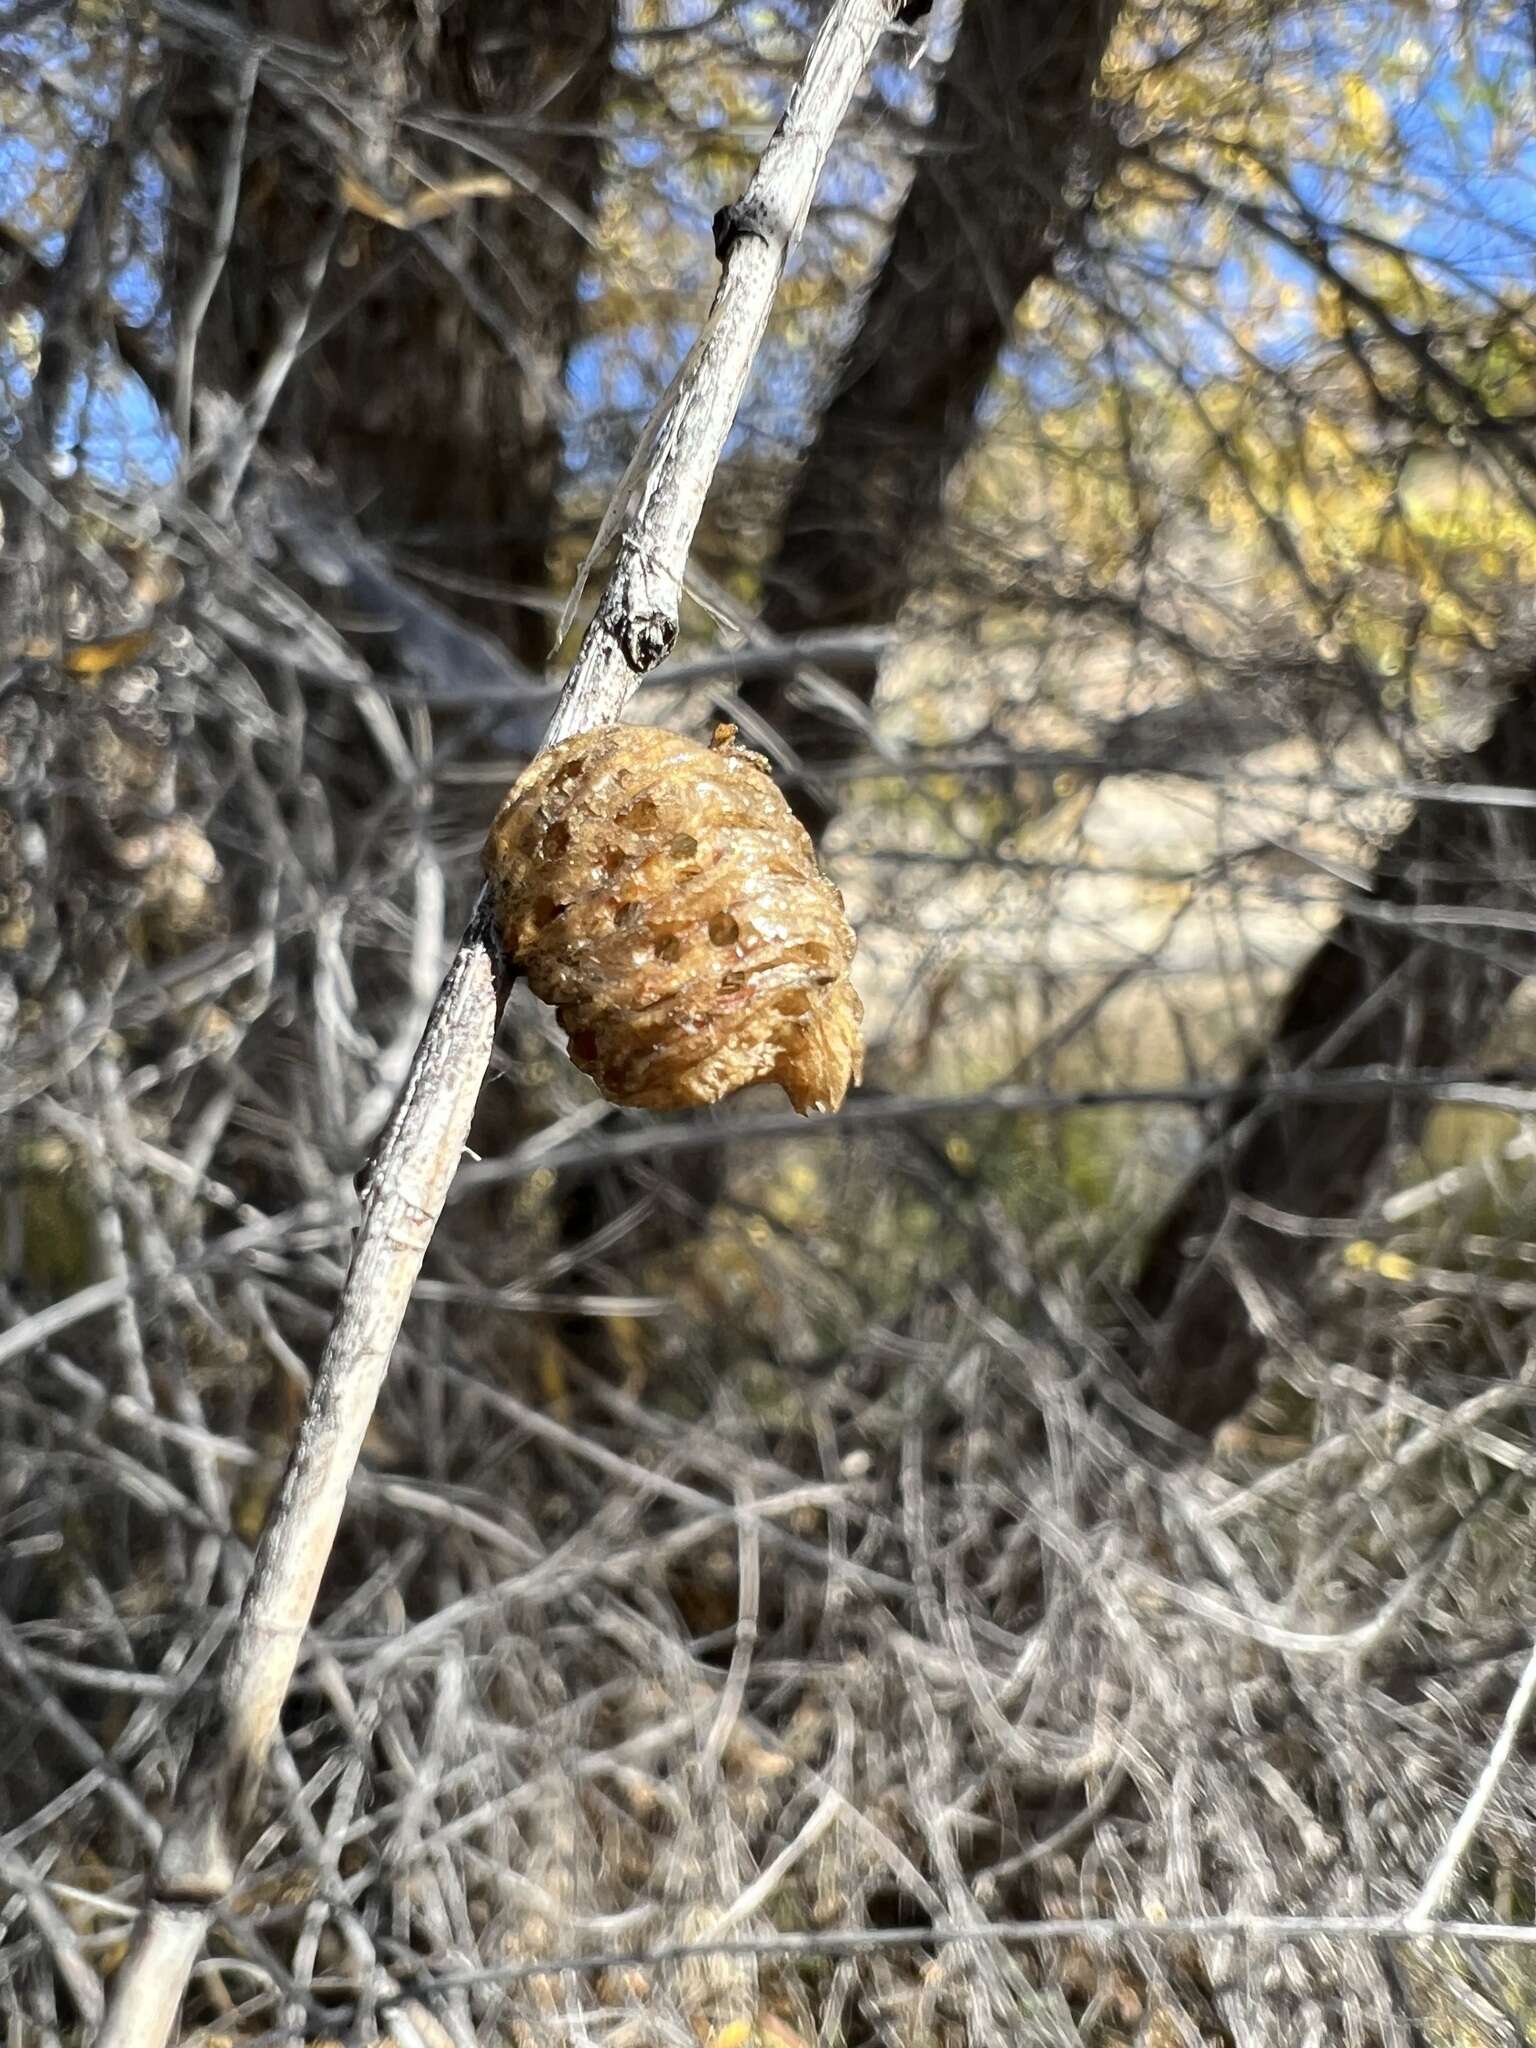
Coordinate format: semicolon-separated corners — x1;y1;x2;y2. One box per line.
175;41;262;454
95;6;901;2042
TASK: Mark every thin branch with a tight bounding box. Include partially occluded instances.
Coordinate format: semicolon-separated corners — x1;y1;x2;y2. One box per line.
207;213;341;520
448;1065;1536;1187
259;1911;1536;2006
0;1277;133;1369
96;5;902;2041
175;39;262;454
1405;1630;1536;1929
548;0;899;736
0;1847;105;2030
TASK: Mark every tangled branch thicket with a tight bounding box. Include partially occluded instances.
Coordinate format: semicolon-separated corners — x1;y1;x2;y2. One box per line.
8;0;1536;2043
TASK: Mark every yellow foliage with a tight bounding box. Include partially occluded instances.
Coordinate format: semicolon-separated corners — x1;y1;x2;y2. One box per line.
1341;73;1392;150
62;629;155;676
1341;1242;1417;1282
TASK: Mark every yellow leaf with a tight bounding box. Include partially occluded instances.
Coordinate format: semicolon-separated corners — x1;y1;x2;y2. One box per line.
63;630;154;675
1316;282;1346;340
1342;75;1390;149
338;166;515;230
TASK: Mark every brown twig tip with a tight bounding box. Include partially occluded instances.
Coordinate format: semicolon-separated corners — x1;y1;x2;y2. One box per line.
484;723;864;1115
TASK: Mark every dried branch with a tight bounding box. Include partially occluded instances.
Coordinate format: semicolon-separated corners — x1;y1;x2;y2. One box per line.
174;39;261;454
96;5;901;2041
1406;1629;1536;1928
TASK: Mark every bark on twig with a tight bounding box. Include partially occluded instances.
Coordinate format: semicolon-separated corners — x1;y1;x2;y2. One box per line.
97;6;900;2041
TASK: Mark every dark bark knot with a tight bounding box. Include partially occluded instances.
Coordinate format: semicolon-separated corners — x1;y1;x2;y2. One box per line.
619;610;678;673
713;194;779;264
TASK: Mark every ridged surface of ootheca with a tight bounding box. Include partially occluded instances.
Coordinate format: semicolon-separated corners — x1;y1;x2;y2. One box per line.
484;723;863;1112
